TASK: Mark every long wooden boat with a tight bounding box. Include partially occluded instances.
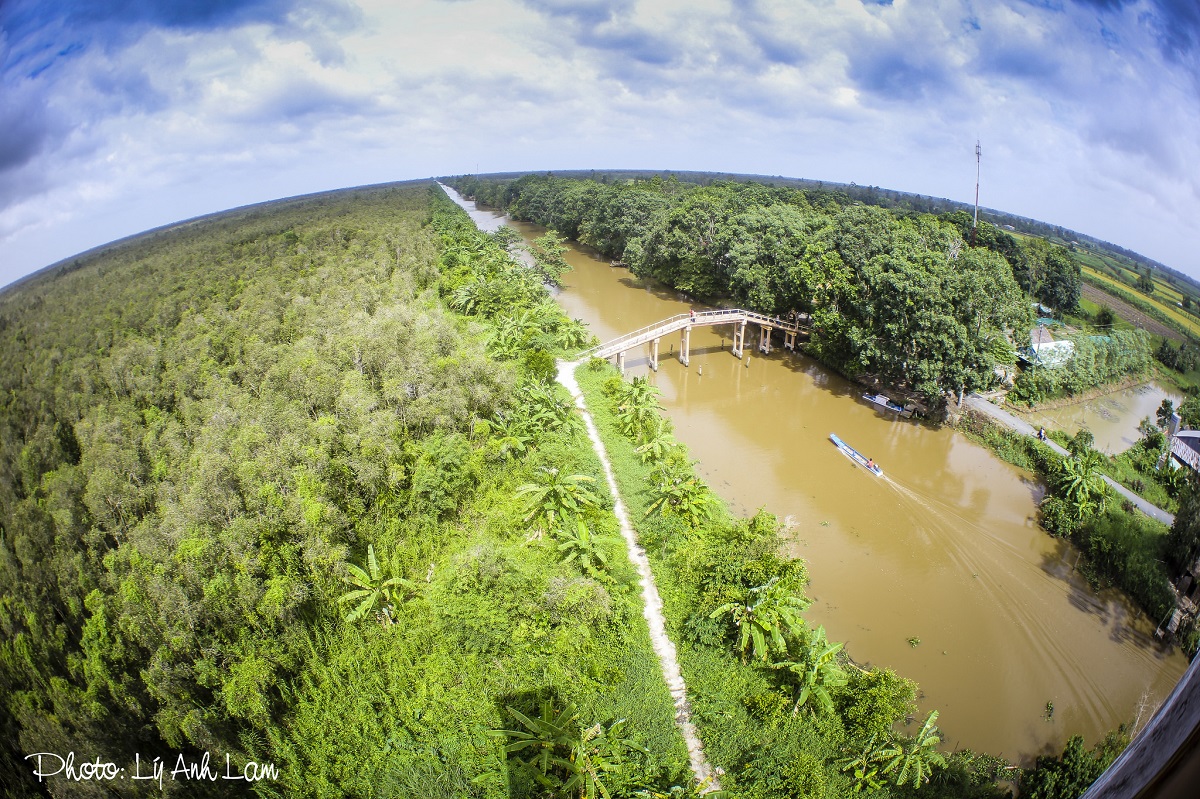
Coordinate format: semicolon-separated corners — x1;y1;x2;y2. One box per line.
861;392;912;417
830;433;884;476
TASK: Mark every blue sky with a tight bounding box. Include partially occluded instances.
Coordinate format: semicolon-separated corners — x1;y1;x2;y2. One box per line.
3;0;1200;288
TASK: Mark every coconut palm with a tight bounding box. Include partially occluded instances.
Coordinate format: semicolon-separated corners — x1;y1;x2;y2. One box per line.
516;467;602;537
771;625;848;715
709;576;810;663
878;710;948;789
338;544;417;624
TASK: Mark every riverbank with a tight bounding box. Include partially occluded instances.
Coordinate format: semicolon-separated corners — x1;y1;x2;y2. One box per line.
958;399;1179;630
444;181;1189;768
573;360;1014;797
1004;373;1156;414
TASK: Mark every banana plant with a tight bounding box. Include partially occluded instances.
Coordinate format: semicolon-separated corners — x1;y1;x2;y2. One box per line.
771;625;848;715
516;467;601;538
558;519;610;580
878;710;948;789
709;577;810;662
837;737;889;794
337;544;417;624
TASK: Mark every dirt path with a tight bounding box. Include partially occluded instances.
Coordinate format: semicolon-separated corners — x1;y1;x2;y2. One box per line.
1081;282;1183;342
556;359;719;791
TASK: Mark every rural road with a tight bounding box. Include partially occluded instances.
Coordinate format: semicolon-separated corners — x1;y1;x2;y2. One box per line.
964;394;1176;526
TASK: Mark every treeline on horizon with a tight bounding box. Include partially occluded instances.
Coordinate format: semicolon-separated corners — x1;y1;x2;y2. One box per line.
447;168;1189;295
448;173;1101;403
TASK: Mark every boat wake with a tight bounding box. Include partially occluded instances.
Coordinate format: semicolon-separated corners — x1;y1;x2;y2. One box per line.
874;475;1156;732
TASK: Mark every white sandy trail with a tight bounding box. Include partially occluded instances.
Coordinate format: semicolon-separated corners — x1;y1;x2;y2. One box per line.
556;360;719;791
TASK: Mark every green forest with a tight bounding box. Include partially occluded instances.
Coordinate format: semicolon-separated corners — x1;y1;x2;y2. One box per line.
0;183;691;797
0;179;1140;798
449;174;1098;404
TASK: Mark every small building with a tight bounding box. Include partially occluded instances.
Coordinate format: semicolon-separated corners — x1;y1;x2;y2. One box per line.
1171;429;1200;473
1019;325;1075;368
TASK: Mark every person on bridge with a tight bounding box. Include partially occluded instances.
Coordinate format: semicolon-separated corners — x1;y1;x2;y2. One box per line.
689;310;696;323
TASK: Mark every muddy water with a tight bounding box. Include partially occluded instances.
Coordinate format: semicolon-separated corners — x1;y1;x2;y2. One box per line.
445;188;1187;763
1021;384;1181;454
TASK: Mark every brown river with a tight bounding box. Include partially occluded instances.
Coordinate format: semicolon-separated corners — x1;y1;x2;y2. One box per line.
444;186;1188;764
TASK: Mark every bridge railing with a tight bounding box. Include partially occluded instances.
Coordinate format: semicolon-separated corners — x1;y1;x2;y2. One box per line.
576;308;808;360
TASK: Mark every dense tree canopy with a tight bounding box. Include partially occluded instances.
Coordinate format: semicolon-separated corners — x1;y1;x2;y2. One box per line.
0;184;689;797
453;175;1036;402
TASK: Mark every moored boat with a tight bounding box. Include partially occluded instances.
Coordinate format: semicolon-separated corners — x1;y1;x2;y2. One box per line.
830;433;884;476
862;392;911;416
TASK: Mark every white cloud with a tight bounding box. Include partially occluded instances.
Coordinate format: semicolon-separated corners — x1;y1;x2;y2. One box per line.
2;0;1200;288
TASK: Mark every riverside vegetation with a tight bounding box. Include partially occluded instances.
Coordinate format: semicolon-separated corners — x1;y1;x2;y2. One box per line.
448;172;1182;793
1;179;1059;798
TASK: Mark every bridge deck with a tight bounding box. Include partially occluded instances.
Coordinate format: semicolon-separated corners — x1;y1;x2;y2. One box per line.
580;309;808;360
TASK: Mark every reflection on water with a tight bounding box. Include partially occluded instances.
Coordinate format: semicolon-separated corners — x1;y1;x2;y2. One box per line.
1021;383;1181;454
444;186;1187;764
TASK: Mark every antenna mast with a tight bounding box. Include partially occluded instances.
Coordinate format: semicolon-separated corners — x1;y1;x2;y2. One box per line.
971;140;981;245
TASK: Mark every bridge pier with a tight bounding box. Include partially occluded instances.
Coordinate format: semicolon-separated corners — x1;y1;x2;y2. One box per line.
732;321;745;359
617;350;625;374
759;324;773;354
650;338;660;372
680;326;691;366
784;330;797;351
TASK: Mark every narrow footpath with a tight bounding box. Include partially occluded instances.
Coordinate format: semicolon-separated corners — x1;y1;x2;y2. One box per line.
964;394;1176;526
556;359;719;791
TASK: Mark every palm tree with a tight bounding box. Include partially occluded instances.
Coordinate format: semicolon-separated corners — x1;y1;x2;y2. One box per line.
516;467;602;537
338;544;417;624
558;519;610;580
878;710;948;789
771;625;848;715
709;577;810;662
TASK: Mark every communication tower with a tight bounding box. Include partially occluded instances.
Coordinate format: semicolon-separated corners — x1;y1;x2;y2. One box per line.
971;140;981;246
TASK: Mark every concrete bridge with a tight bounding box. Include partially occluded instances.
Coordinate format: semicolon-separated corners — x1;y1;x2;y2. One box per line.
578;308;809;372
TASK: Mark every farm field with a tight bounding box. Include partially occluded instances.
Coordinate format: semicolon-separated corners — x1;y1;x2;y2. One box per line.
1081;267;1200;339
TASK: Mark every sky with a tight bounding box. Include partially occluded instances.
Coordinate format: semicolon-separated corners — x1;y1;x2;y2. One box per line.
3;0;1200;289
